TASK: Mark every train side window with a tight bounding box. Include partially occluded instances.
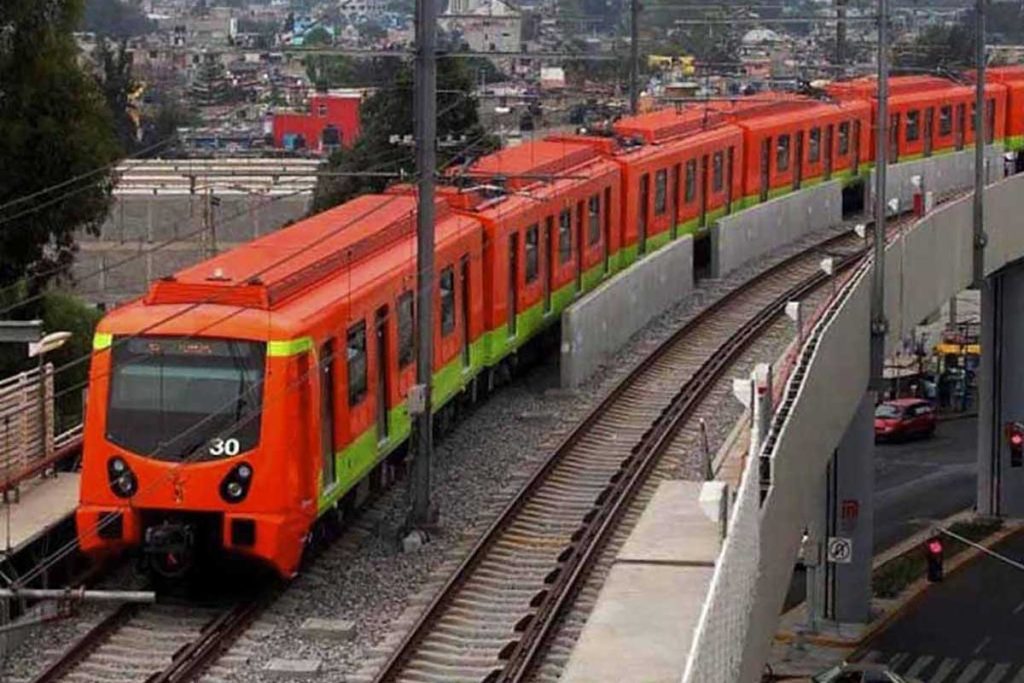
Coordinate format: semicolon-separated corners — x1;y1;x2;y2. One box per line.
906;110;920;142
654;169;667;215
559;208;572;263
712;152;724;192
440;266;456;336
838;122;850;156
776;135;791;172
684;160;697;203
588;194;600;245
525;224;539;283
939;106;953;136
809;127;821;163
346;321;367;406
397;291;414;368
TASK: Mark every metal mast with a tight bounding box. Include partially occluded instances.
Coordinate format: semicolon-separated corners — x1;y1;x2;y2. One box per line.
408;0;438;530
870;0;889;388
974;0;988;288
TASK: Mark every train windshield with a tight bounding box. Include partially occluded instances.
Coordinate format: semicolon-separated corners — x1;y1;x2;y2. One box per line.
106;337;266;461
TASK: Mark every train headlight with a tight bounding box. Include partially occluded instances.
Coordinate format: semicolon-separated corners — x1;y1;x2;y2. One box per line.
219;462;253;504
107;457;137;499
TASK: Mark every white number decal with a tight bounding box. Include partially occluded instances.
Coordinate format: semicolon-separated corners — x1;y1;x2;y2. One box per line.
209;438;241;457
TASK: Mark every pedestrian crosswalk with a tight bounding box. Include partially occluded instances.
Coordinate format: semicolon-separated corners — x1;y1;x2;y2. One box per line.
861;651;1024;682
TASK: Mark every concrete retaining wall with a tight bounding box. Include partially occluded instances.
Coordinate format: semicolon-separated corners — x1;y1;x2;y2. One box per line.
868;145;1005;214
560;236;693;388
711;180;843;279
72;193;312;306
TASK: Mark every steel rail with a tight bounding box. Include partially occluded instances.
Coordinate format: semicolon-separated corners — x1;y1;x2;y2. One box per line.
371;227;864;683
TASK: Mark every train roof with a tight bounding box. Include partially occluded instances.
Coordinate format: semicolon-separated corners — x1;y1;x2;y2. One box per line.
827;75;979;99
100;194;481;339
731;98;869;131
465;138;608;190
139;194;463;311
612;106;732;144
987;66;1024;83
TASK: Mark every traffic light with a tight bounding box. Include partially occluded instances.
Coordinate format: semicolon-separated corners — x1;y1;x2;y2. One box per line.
926;537;944;583
1007;422;1024;468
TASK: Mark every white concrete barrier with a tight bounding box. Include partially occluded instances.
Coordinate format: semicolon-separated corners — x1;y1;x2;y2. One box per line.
560;236;693;388
711;181;843;279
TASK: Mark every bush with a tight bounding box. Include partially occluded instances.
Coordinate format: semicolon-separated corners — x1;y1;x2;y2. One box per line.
872;518;1004;599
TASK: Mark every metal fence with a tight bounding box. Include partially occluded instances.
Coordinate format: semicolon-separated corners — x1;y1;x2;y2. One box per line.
0;365;54;484
681;435;761;683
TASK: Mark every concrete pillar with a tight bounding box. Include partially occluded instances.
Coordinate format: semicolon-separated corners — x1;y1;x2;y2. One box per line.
977;262;1024;517
807;392;875;626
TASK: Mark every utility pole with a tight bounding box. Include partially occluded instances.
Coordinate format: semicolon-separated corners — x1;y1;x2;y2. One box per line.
836;0;847;69
973;0;987;288
629;0;640;114
407;0;439;534
870;0;889;389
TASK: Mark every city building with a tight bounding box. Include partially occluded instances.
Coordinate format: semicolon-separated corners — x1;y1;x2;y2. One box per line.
271;90;363;154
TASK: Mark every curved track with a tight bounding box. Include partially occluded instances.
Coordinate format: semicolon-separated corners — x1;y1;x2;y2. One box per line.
372;227;871;683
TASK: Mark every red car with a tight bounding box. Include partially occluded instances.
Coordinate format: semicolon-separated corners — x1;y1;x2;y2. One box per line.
875;398;937;442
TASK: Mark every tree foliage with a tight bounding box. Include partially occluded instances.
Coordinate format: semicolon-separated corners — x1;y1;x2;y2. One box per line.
95;37;138;153
893;22;975;71
0;0;121;297
83;0;155;38
312;58;498;212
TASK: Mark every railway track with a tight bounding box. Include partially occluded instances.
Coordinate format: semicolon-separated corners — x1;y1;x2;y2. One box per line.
370;225;874;683
30;598;264;683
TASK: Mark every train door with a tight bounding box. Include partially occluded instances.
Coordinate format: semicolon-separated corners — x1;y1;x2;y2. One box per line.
889;113;900;162
924;107;934;157
956;104;966;150
639;174;650;255
459;256;471;368
319;339;336;490
699;154;709;226
508;233;518;337
793;131;804;191
760;137;771;203
824;125;834;181
602;188;612;273
670;164;681;239
374;307;389;442
725;147;735;214
852;120;861;174
543;217;553;313
575;200;584;292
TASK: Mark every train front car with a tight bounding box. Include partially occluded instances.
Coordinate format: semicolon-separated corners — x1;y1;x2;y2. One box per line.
79;300;315;580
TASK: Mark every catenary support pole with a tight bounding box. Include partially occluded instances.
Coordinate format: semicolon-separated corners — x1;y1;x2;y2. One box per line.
870;0;889;389
629;0;639;115
974;0;987;288
408;0;438;531
836;0;847;69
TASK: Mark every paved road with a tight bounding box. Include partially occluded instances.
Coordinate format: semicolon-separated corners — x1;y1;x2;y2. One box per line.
858;531;1024;681
873;416;978;552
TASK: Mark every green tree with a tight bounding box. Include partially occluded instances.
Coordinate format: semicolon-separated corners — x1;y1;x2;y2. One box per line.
0;0;121;296
312;58;499;211
95;37;138;153
83;0;155;38
893;22;975;71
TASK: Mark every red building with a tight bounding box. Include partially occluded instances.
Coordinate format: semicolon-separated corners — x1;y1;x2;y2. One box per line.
272;91;362;154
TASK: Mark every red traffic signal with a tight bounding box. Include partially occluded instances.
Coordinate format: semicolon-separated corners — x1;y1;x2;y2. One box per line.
1007;422;1024;468
925;536;944;583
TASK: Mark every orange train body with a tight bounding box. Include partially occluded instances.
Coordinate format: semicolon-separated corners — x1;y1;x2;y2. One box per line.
78;76;1017;578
